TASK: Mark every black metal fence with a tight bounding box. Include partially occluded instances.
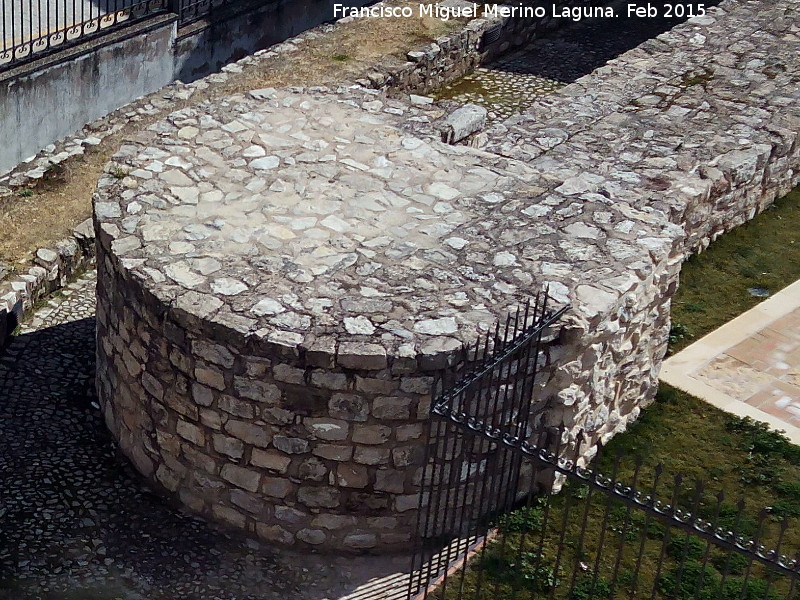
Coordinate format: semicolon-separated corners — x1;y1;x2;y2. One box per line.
174;0;232;26
0;0;233;71
409;298;800;600
0;0;167;69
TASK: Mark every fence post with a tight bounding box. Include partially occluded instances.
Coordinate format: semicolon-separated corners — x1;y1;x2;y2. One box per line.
166;0;180;19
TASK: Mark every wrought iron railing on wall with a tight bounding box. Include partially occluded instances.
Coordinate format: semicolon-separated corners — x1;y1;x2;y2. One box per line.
408;297;800;600
0;0;235;72
174;0;232;27
0;0;167;70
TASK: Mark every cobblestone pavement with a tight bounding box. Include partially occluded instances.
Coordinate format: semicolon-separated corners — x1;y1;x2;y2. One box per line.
434;49;565;123
436;5;721;123
1;271;411;600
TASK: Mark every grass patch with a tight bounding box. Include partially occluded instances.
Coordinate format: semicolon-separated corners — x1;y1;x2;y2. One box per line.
450;387;800;599
670;186;800;353
679;67;714;88
448;185;800;598
108;166;129;180
597;386;800;514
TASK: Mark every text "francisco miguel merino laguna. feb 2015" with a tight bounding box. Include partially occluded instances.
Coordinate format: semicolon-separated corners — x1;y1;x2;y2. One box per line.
333;3;709;22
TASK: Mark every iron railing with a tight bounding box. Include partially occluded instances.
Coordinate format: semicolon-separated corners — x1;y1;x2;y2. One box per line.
174;0;232;26
0;0;168;70
0;0;238;71
408;297;800;600
409;293;568;594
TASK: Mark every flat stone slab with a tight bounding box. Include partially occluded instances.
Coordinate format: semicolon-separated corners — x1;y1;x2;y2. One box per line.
661;278;800;444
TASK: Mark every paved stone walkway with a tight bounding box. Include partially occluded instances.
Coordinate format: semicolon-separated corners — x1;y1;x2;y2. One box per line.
661;280;800;444
435;5;720;124
0;271;409;600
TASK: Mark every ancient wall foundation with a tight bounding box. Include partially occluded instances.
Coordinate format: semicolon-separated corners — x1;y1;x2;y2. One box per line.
92;0;799;552
96;249;437;551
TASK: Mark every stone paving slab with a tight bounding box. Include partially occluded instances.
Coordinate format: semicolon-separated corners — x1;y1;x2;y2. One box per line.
661;279;800;444
97;82;676;361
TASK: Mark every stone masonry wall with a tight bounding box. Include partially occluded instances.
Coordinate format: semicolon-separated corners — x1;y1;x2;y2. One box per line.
535;254;681;449
472;0;800;459
360;0;603;94
0;218;95;349
91;0;798;554
96;221;458;553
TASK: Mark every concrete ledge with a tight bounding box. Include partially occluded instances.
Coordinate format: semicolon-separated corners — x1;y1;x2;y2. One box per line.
661;279;800;445
0;14;178;85
0;0;376;175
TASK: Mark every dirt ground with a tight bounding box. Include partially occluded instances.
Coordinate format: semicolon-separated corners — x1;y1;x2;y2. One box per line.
0;0;466;267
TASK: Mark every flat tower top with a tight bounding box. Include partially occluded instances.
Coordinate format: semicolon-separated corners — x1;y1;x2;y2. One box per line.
95;88;541;356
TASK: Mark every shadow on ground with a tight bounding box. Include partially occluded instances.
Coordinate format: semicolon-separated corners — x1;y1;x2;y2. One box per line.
437;0;724;123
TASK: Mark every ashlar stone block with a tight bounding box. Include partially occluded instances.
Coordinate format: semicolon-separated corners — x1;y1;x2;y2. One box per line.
261;476;294;499
353;446;391;466
374;469;406;494
195;365;226;391
213;434;245;459
176;420;205;446
297;457;328;482
256;523;295;545
313;444;354;462
337;342;388;370
343;533;377;549
336;464;369;488
328;393;369;422
297;529;327;545
273;435;310;454
372;396;412;420
352;425;391;445
230;489;267;514
251;448;292;473
221;464;261;492
225;420;272;448
297;486;340;508
304;417;349;441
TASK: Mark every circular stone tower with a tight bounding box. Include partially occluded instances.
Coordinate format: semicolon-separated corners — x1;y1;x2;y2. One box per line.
94;87;536;552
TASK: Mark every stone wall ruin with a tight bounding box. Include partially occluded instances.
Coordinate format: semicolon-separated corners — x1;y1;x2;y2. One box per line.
93;0;799;552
